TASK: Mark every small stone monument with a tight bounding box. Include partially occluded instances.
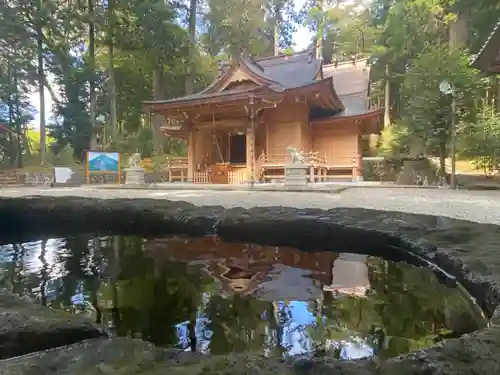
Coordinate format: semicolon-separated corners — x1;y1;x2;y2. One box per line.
284;146;308;186
396;157;436;186
124;152;146;185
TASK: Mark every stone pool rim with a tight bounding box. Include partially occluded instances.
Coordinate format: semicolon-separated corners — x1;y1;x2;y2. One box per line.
1;195;499;374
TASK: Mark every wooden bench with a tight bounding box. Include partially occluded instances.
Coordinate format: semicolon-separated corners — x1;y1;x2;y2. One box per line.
166;157;188;182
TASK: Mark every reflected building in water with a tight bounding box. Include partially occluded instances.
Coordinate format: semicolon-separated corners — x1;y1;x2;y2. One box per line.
0;235;488;360
144;236;371;301
323;253;370;297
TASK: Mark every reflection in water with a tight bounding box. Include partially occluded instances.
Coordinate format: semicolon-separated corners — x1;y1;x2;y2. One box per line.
0;236;487;360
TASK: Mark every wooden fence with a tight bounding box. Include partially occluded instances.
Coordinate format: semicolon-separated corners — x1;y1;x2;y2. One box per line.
0;169;177;186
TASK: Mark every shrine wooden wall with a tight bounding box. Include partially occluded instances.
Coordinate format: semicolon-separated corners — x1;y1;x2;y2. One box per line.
192;129;211;168
261;98;309;163
311;120;359;166
188;98;362;171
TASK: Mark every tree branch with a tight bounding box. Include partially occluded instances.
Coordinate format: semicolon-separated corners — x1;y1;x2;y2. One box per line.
43;78;61;107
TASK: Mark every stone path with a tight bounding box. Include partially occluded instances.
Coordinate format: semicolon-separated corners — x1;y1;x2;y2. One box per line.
0;185;498;224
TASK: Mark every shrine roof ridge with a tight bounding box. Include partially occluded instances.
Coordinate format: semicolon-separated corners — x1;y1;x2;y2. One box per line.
232;49;323;91
143;76;343;110
471;19;500;73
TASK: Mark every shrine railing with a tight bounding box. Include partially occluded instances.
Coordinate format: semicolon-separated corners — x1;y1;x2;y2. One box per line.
305;152;328;167
228;168;246;184
263;152;329;167
194;170;211;183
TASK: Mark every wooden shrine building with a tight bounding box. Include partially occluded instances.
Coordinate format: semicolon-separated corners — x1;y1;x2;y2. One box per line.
143;50;383;184
471;20;500;74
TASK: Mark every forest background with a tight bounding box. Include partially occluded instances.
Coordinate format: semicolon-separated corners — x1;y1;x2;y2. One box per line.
1;0;500;176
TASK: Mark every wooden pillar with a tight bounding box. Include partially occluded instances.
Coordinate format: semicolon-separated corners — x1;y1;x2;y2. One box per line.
265;121;270;157
246;128;255;184
352;135;364;182
354;151;363;182
246;96;256;186
351;121;364;182
187;131;195;182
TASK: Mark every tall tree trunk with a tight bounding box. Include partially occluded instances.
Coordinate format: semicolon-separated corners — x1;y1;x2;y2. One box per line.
448;9;470;49
7;56;13;166
384;64;391;127
14;75;23;168
185;0;197;95
273;4;282;57
36;0;46;164
273;21;279;56
152;66;164;154
88;0;97;149
107;0;117;139
315;0;324;59
439;139;447;180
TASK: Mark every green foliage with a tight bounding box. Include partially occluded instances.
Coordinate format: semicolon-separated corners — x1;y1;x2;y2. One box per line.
265;0;302;52
202;0;301;57
203;0;269;57
399;46;484;158
301;1;384;62
25;129;55;154
108;128;154;159
49;57;93;162
377;124;411;156
0;0;39;167
363;159;401;181
459;106;500;176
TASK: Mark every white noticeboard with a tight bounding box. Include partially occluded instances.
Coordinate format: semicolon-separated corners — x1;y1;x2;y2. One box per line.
52;167;82;186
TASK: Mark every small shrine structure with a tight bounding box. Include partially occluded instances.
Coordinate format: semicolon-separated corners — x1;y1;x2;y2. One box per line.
143;50;383;184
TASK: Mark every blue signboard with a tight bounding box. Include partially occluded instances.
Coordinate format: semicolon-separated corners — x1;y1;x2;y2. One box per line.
87;151;120;172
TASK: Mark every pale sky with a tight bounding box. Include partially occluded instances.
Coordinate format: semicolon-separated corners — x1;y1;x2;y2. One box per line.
293;0;314;51
29;81;53;130
28;1;313;129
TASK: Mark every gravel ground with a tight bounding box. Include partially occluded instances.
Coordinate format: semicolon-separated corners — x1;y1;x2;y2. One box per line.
0;186;498;225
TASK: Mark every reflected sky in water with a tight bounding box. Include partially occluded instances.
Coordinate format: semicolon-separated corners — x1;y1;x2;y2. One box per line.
0;236;487;360
175;300;373;358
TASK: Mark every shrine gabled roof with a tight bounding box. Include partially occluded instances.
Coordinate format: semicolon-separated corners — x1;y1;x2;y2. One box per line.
190;51;324;96
471;19;500;74
143;50;325;108
144;75;344;112
143;52;380;123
